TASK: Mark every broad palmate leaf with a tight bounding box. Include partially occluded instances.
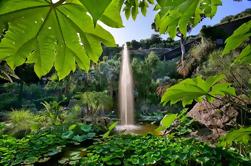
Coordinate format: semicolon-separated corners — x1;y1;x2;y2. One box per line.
219;127;251;147
155;0;222;38
0;0;115;79
223;20;251;64
161;74;236;107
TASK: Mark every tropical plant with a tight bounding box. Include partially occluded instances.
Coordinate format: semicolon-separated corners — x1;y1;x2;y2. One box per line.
223;20;251;64
219;127;251;147
0;0;117;79
79;135;250;165
76;91;113;115
0;0;239;80
41;101;66;125
0;123;96;166
61;123;96;144
161;74;236;107
154;0;222;38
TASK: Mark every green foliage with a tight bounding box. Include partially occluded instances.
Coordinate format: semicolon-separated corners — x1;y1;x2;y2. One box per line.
156;109;193;137
197;49;251;94
7;109;42;135
146;51;160;67
41;101;65;125
155;0;222;37
223;20;251;64
219;127;251;147
80;135;250;165
103;121;118;138
161;75;236;107
123;0;152;20
80;0;112;24
0;0;115;79
61;123;96;144
156;113;177;131
0;123;96;165
76;91;113;114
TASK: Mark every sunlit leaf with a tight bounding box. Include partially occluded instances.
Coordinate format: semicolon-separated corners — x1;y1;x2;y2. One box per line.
80;0;112;24
155;0;222;38
0;0;115;79
161;75;236;107
223;20;251;65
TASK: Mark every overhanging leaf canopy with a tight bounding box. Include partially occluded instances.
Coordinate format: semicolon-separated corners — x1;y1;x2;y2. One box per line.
223;20;251;64
155;0;222;38
0;0;119;79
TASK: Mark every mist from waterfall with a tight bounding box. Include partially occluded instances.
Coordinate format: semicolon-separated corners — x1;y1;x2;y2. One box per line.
119;44;134;126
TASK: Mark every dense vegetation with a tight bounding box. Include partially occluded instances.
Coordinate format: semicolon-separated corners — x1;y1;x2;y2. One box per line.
0;0;250;165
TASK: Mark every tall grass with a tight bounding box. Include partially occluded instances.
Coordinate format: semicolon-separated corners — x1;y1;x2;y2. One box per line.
8;109;42;137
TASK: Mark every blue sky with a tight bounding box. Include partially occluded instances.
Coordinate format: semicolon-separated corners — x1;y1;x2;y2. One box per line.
105;0;251;45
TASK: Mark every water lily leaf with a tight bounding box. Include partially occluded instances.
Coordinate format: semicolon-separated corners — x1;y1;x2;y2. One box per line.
62;131;74;139
80;124;92;132
72;135;87;142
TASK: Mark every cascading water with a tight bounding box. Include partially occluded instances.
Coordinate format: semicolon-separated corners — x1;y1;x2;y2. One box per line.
119;44;135;126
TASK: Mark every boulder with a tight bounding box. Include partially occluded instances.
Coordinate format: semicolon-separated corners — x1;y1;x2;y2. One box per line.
187;99;238;129
187;99;238;141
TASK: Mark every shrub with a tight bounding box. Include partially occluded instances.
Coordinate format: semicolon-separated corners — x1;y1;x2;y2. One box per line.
79;135;250;166
0;123;96;165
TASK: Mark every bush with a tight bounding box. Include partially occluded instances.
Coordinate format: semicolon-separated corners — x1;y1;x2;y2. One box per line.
79;135;250;166
0;123;96;165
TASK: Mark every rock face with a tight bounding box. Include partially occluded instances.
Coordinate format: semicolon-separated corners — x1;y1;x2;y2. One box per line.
187;99;238;140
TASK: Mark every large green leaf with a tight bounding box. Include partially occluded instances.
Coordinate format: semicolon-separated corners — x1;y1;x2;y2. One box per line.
100;0;124;28
80;0;112;24
161;75;236;107
0;0;115;79
223;20;251;64
155;0;222;38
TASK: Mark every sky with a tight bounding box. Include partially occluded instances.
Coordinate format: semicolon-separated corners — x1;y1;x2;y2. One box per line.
105;0;251;45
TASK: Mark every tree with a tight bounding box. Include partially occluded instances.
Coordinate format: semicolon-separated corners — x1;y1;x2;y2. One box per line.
150;34;162;44
0;0;250;79
131;40;141;49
